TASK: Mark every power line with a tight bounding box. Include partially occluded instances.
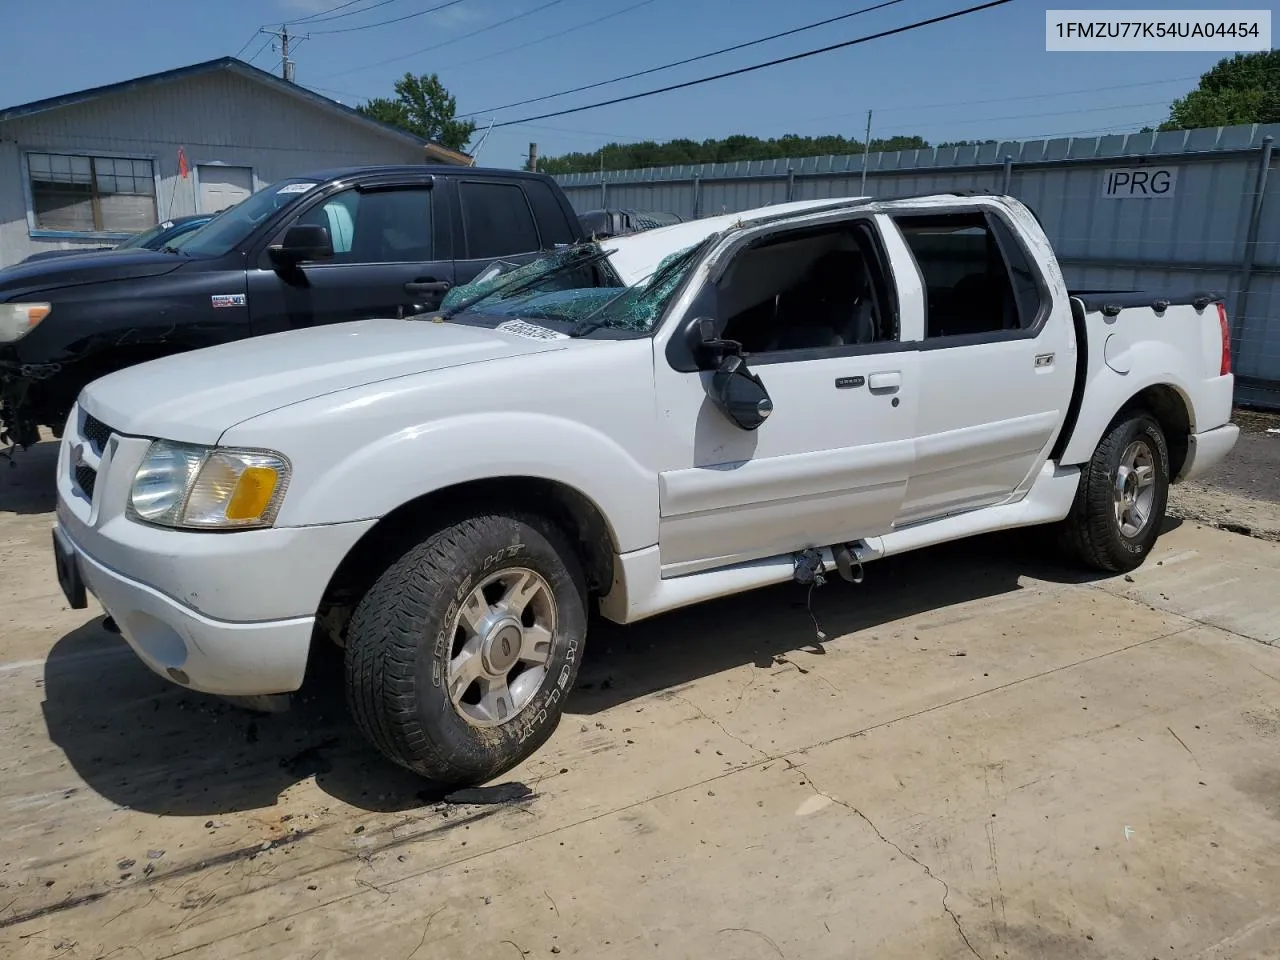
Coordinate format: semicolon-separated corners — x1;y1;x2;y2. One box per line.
460;0;915;118
307;0;468;35
246;34;276;67
324;0;569;78
491;0;1020;128
512;100;1171;144
285;0;399;25
233;29;262;58
438;0;661;73
798;74;1199;123
888;98;1173;129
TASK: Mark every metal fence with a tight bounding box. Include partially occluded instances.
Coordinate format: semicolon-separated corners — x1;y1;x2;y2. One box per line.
555;123;1280;409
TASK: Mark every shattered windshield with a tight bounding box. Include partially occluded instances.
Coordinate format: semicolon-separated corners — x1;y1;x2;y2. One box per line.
437;240;707;335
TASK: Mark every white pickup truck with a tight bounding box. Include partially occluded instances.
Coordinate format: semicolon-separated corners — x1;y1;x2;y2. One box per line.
51;193;1239;786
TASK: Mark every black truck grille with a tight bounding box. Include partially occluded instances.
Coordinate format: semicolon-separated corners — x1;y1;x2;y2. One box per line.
75;464;97;499
82;413;112;452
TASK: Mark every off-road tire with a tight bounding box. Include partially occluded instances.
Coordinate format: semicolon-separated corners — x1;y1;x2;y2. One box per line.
345;513;587;785
1058;410;1170;573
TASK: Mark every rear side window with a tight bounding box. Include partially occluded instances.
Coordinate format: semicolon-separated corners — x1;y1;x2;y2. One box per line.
893;211;1043;338
521;179;578;246
459;181;541;259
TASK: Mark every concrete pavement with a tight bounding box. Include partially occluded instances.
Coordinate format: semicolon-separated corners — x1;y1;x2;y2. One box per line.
1;438;1279;960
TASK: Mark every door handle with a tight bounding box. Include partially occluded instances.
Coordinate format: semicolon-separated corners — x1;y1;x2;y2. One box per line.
868;371;901;393
404;280;451;296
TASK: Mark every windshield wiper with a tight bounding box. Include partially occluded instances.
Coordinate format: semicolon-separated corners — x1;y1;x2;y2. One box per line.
568;237;713;338
437;244;616;320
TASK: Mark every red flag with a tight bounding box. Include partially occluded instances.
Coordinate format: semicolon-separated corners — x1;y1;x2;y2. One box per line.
177;147;189;179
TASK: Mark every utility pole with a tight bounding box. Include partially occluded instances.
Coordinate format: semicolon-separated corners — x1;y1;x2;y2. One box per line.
259;25;298;82
527;143;538;173
860;110;873;196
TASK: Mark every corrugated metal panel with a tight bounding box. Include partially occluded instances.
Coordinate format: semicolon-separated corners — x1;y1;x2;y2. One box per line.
0;70;423;265
558;123;1280;404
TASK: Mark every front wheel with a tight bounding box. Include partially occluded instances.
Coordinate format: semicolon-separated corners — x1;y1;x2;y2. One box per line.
344;513;587;785
1058;410;1170;573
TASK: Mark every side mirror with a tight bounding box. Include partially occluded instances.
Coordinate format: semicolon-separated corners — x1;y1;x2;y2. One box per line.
710;354;773;431
268;224;334;268
690;315;743;370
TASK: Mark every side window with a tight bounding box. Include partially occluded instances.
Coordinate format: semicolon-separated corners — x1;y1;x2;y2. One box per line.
459;181;542;259
292;187;433;264
893;211;1034;338
987;214;1044;330
717;221;897;355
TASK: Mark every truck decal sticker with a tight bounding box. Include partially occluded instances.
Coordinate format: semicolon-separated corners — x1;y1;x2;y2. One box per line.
211;294;247;309
496;319;568;342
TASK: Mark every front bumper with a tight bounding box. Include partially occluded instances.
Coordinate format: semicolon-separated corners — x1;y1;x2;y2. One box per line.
54;520;316;695
52;402;377;696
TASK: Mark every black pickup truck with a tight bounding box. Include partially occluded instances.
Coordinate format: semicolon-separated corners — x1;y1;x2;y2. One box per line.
0;165;585;450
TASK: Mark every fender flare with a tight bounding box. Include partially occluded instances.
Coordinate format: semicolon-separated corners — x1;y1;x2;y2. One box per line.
1056;359;1196;468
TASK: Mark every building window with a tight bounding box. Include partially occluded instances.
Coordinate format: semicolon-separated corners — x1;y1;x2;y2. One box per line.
27;152;158;234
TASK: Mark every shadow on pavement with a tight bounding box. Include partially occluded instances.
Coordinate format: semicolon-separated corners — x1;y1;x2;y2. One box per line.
0;439;58;515
565;524;1171;715
41;622;430;817
40;524;1157;816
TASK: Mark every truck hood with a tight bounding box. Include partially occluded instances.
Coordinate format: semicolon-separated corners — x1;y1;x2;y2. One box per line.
0;249;185;297
80;318;569;445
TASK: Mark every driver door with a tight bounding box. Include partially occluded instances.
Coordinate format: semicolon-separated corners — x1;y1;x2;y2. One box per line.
247;180;453;335
650;214;922;577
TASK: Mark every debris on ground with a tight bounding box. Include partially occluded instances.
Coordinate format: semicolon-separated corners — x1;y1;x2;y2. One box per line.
443;782;534;806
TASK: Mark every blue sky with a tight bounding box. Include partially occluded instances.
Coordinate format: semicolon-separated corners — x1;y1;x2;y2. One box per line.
0;0;1240;169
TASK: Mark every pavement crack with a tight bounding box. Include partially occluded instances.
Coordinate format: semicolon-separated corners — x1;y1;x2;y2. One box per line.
717;926;785;958
671;693;768;759
787;760;985;960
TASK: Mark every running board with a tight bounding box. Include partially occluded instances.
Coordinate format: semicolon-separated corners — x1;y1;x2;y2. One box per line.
599;463;1081;624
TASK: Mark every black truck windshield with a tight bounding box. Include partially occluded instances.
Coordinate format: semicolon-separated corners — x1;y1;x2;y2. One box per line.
178;179;320;257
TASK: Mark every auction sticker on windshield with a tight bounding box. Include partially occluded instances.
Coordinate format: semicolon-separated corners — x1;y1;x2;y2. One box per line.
278;182;318;194
496;319;568;341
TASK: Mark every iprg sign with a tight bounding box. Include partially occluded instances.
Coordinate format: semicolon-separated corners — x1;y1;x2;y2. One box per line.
1102;167;1178;199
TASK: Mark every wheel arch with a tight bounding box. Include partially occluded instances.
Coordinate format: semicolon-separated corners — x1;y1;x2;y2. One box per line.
1057;378;1194;480
314;475;618;649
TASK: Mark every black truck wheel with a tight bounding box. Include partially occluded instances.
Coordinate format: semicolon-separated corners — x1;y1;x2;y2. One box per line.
1058;410;1170;573
345;513;587;785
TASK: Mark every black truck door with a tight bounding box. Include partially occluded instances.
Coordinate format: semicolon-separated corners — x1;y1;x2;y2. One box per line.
246;180;453;335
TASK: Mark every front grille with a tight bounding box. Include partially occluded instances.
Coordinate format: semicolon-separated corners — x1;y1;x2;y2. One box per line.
82;413;112;452
75;464;97;500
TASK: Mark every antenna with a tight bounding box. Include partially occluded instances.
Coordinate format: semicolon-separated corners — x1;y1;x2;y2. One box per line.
468;118;497;166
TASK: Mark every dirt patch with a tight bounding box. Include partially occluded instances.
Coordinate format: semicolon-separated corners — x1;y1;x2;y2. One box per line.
1168;408;1280;542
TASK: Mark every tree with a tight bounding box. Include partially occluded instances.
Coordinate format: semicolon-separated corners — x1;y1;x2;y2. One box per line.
537;133;931;175
1160;51;1280;130
357;72;476;151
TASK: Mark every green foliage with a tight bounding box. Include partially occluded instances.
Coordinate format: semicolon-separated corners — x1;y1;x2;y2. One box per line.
936;139;998;148
357;72;477;151
1160;51;1280;130
537;133;931;174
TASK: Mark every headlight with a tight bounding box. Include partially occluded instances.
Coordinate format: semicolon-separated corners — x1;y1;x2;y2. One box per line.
0;302;51;342
129;440;291;530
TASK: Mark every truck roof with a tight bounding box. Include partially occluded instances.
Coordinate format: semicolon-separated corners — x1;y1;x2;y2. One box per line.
294;164;562;183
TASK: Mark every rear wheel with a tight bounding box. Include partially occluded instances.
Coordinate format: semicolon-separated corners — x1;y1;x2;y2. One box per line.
344;513;587;785
1058;410;1170;573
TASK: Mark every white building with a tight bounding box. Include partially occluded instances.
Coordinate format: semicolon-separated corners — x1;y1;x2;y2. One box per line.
0;57;470;266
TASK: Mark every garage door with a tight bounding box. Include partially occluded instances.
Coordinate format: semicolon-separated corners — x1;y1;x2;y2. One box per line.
197;165;254;213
